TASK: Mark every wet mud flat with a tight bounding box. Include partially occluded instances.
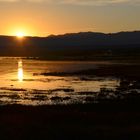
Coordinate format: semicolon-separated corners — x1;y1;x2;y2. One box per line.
0;63;140;139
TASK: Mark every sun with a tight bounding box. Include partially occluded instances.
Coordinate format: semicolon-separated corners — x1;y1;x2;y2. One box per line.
16;31;25;38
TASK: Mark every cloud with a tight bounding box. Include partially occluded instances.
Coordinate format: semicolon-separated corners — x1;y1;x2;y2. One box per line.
0;0;18;1
59;0;140;6
60;0;129;5
0;0;140;6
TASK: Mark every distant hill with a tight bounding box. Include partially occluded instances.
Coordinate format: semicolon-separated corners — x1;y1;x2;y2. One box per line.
0;31;140;60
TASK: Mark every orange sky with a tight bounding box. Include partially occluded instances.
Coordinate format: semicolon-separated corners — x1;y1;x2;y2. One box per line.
0;0;140;36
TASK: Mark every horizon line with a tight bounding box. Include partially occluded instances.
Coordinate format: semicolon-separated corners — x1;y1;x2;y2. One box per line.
0;30;140;38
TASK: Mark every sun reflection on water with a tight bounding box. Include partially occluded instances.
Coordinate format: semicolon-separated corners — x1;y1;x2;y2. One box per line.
18;59;23;82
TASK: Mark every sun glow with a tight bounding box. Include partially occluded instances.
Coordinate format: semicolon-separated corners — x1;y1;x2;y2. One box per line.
16;31;25;38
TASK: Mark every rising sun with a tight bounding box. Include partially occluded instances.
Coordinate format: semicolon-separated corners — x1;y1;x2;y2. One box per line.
16;31;25;38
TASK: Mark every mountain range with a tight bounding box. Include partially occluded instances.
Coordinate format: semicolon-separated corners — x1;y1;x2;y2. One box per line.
0;31;140;59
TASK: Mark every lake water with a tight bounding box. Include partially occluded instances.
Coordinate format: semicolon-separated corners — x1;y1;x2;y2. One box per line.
0;57;119;105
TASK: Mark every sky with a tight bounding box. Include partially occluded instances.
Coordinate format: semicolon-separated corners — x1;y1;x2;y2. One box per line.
0;0;140;36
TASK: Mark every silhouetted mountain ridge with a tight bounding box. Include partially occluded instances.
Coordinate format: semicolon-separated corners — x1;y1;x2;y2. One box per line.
0;31;140;59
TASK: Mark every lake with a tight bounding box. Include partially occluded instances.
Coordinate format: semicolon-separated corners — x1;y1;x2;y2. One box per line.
0;57;120;105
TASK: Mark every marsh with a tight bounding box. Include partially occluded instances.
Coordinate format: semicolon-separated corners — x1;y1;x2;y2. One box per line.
0;57;120;105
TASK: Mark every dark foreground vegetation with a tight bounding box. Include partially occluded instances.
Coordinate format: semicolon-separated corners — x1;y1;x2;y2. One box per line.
1;103;140;140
